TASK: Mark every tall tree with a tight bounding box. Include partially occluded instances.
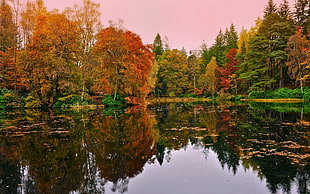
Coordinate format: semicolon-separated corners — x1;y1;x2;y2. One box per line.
286;27;310;92
293;0;309;27
0;51;24;90
210;30;226;66
20;0;47;47
187;51;199;93
92;26;154;104
264;0;277;18
239;12;295;92
153;33;164;57
205;57;218;98
0;0;17;52
64;0;102;101
19;14;81;107
155;49;189;97
217;49;240;94
278;0;291;19
224;24;238;51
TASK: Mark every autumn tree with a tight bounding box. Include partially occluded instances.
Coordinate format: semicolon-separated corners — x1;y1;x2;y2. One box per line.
19;13;81;107
92;26;154;104
0;51;24;90
286;27;310;92
20;0;47;47
205;57;218;98
217;49;240;94
64;0;102;101
0;0;17;52
155;49;189;97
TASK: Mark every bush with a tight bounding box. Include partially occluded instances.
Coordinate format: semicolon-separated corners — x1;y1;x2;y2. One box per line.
248;91;266;99
102;94;125;107
249;87;307;99
0;88;21;109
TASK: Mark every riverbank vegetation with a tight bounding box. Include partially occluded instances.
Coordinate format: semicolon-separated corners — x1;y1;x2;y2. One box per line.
0;0;310;109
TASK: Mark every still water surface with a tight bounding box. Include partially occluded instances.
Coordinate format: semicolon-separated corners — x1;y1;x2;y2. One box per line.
0;102;309;194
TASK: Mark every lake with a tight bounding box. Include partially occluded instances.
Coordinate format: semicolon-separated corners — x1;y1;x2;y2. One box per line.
0;102;309;194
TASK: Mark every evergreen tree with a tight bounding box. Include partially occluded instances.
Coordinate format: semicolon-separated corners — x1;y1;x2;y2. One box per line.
224;24;238;51
264;0;277;18
239;12;295;92
293;0;309;27
278;0;291;19
210;29;226;66
153;33;163;57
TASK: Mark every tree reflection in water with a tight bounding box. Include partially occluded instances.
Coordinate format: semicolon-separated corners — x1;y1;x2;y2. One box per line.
0;102;308;193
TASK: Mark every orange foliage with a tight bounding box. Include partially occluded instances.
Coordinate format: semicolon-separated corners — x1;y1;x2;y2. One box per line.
92;27;155;104
0;51;25;91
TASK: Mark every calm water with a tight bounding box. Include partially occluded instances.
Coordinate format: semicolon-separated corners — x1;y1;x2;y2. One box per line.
0;102;309;194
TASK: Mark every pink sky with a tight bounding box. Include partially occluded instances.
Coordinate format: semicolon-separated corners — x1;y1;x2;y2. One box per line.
42;0;295;51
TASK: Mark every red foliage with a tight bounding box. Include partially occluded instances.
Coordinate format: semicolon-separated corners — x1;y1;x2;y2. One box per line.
217;49;240;92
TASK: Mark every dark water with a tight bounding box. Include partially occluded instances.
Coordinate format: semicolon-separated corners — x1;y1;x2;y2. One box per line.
0;102;309;194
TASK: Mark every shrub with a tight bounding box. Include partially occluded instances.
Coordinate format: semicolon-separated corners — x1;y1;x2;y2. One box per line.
0;88;21;109
248;91;266;99
249;88;307;99
102;94;125;107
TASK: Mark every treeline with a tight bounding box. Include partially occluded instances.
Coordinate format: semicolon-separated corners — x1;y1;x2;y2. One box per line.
0;0;310;109
154;0;310;99
0;0;155;108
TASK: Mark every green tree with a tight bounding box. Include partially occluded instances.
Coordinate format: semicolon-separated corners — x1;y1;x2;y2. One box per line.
187;51;199;93
211;30;226;66
155;49;189;96
224;24;238;52
278;0;291;18
239;12;295;92
153;33;164;58
293;0;309;27
264;0;277;18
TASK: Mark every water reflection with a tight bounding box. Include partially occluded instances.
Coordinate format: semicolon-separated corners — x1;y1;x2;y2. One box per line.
0;102;308;193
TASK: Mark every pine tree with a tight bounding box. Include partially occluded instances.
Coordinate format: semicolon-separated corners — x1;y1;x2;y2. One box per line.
239;12;295;92
278;0;291;19
224;24;238;51
294;0;309;27
210;30;226;66
264;0;277;18
153;33;163;57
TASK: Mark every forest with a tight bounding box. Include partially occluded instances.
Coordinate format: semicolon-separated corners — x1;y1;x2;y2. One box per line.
0;0;310;108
